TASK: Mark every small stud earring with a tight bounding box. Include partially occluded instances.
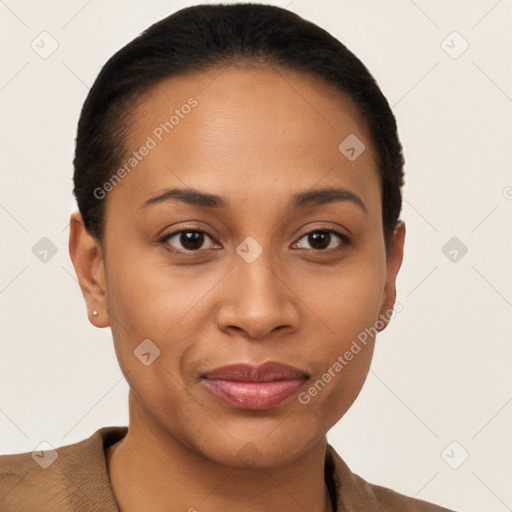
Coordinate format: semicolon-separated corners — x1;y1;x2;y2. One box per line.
92;310;98;316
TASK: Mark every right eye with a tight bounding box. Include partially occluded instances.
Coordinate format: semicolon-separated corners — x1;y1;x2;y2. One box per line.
158;229;221;254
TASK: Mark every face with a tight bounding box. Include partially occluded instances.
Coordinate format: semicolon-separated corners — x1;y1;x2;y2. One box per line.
71;64;404;468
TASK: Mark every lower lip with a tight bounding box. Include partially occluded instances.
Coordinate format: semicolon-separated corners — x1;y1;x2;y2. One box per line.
202;378;306;410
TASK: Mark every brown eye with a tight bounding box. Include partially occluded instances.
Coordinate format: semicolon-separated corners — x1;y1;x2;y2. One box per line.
294;229;349;251
308;231;331;250
178;231;205;250
161;230;218;252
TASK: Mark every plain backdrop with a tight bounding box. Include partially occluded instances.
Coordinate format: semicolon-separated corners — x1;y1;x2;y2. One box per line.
1;1;511;511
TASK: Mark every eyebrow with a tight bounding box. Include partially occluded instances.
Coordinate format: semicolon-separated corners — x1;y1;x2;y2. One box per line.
140;186;367;213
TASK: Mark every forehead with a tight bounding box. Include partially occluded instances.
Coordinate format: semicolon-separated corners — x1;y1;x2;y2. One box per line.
107;65;380;216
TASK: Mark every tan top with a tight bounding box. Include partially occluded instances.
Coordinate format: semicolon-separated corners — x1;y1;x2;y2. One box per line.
0;426;454;511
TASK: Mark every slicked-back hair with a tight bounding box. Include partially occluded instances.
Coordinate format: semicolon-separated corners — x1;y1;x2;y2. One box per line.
73;3;404;250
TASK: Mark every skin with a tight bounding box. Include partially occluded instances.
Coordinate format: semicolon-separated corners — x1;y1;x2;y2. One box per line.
69;64;405;512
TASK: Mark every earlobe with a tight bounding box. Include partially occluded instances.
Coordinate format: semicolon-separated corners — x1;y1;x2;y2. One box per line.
69;212;110;328
378;220;406;332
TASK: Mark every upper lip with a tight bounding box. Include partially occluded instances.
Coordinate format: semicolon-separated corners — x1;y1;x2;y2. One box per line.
201;361;309;382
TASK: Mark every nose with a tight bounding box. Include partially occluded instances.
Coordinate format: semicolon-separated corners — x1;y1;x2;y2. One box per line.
216;251;301;340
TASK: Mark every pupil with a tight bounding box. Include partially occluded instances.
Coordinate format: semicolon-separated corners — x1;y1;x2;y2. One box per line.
181;231;203;250
309;231;330;249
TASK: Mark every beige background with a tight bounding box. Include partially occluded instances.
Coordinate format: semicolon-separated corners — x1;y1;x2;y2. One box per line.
1;1;511;511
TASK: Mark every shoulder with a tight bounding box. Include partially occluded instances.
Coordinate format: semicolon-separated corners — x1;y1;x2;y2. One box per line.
325;444;457;511
0;426;126;511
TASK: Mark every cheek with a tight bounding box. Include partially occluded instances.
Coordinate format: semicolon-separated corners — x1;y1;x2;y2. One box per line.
105;239;203;334
294;254;385;424
103;251;206;423
298;252;385;335
103;244;226;379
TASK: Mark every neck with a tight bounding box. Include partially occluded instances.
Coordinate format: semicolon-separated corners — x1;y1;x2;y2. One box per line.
106;394;333;512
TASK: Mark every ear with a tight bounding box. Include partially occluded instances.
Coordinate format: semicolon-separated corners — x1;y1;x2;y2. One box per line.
377;220;405;332
69;211;109;328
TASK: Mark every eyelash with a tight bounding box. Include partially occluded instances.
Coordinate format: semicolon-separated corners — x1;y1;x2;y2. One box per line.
157;227;351;256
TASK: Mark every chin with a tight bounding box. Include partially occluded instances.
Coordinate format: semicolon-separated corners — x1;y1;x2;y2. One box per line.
189;423;322;470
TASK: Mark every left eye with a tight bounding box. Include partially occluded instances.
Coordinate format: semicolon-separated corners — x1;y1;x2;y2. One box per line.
293;230;348;251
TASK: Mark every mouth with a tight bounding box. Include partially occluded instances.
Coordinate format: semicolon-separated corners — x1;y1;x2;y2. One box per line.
200;361;309;410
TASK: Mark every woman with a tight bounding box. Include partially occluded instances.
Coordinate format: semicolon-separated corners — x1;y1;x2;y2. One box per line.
0;4;455;511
